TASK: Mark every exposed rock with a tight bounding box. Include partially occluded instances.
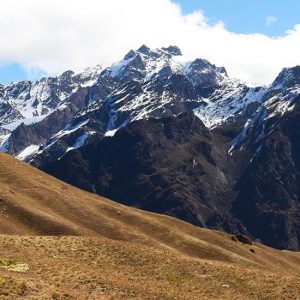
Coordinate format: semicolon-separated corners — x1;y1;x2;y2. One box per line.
41;112;243;232
234;234;253;245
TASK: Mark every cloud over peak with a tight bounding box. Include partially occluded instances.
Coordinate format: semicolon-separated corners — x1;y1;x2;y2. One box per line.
0;0;299;85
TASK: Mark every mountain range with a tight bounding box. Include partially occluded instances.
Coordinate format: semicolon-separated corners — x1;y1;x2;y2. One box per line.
1;45;300;250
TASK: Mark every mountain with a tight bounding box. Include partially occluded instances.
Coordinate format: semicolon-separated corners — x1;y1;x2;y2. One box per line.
228;67;300;250
0;153;299;299
40;64;300;250
41;112;241;231
0;45;265;165
1;46;300;251
0;65;102;157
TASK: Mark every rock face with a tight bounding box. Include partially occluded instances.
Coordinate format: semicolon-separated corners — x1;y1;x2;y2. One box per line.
232;235;253;245
1;46;300;250
40;108;300;250
41;112;244;232
227;66;300;250
231;102;300;250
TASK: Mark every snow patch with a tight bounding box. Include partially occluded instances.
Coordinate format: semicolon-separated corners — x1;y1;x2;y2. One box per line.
105;129;118;137
65;132;89;153
16;145;40;160
1;114;49;131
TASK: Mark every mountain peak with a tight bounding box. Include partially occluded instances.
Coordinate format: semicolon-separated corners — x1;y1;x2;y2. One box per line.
189;58;221;72
136;45;182;58
123;49;138;60
272;66;300;89
162;45;182;56
137;44;152;55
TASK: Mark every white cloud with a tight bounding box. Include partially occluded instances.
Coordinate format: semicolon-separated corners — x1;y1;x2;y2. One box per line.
266;15;278;27
0;0;299;85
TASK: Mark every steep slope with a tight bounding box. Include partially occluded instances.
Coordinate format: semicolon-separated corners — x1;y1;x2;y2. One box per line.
0;153;300;299
228;67;300;250
41;82;300;251
41;112;242;232
0;67;102;131
0;152;250;259
0;66;103;156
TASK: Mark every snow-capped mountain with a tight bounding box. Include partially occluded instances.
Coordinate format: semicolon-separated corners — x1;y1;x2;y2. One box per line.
229;66;300;155
0;66;102;129
1;45;300;250
0;45;268;164
0;64;105;154
0;44;298;166
39;63;300;251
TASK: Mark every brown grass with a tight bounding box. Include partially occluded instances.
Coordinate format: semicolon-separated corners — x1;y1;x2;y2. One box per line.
0;152;299;299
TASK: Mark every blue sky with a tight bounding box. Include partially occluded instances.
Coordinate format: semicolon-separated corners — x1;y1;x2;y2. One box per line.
0;0;300;85
0;64;28;84
0;64;47;84
176;0;299;36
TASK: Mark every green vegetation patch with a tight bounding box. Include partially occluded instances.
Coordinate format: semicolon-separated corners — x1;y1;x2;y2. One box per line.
0;259;29;273
167;274;177;282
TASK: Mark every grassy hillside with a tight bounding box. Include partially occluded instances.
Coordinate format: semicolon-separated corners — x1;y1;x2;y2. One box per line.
0;153;299;299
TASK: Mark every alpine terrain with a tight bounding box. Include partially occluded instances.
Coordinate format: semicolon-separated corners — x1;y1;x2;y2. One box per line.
1;46;300;251
0;152;299;299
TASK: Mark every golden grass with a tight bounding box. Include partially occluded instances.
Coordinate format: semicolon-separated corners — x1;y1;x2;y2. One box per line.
0;235;299;299
0;153;298;299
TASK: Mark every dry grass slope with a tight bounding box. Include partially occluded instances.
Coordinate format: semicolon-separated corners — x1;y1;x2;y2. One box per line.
0;152;299;299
